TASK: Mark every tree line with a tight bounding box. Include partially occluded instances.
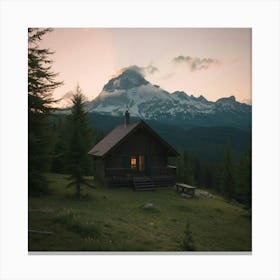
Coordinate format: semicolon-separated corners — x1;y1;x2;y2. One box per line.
28;28;62;195
176;145;251;206
28;28;98;198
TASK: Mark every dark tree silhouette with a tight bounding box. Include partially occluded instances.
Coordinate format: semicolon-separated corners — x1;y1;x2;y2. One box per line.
176;149;195;185
51;116;70;174
66;86;93;199
28;28;62;195
222;141;235;199
235;148;252;206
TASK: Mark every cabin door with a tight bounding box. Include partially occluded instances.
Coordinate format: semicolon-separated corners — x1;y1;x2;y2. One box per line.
138;155;145;175
136;155;149;176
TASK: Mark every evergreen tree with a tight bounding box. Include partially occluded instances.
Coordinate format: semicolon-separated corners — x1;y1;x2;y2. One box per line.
235;148;252;206
66;86;93;199
51;116;70;174
28;28;62;195
193;158;202;186
222;141;235;198
177;149;195;185
204;165;214;189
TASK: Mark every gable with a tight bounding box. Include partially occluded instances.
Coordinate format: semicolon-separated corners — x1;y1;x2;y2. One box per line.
88;120;178;158
109;124;167;156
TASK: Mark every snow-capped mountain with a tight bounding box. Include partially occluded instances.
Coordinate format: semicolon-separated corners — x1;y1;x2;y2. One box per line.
85;67;251;129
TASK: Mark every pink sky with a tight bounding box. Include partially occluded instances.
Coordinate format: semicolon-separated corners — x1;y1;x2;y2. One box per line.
40;28;251;105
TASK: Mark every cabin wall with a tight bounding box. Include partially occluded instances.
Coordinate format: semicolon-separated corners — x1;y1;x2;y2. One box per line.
106;127;168;168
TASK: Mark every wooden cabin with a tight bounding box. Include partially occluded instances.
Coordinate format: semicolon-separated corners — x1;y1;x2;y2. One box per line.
88;111;178;190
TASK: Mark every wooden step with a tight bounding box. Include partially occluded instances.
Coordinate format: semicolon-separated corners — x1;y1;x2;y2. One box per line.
133;177;155;191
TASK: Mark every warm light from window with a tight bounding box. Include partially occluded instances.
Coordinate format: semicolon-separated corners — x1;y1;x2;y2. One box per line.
131;156;137;169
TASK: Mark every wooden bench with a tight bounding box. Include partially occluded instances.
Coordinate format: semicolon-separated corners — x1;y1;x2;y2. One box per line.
176;183;196;197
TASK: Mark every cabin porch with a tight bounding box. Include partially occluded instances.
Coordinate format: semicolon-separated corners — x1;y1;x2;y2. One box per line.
104;166;176;189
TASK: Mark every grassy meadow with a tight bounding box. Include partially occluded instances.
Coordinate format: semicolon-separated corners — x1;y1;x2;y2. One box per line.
28;173;251;252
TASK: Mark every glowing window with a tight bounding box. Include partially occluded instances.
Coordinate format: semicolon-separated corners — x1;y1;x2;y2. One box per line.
131;156;137;169
139;155;145;171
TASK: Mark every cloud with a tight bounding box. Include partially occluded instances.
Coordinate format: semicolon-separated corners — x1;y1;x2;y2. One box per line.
173;55;192;63
146;64;159;74
111;64;159;79
173;55;221;71
110;65;144;78
127;65;146;76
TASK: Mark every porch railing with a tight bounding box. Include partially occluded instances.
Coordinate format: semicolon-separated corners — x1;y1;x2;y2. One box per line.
105;166;176;177
105;168;137;177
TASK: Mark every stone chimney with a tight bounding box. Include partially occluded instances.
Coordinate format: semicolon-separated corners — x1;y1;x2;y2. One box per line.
124;110;130;127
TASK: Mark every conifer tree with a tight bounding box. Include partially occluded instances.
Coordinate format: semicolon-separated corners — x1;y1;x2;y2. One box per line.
51;116;70;174
28;28;62;195
177;149;195;185
236;148;252;206
66;86;93;199
222;141;235;198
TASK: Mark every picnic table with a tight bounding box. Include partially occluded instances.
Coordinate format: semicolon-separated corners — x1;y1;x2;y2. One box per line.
176;183;196;197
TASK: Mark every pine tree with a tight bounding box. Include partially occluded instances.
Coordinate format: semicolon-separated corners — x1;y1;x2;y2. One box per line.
51;116;70;174
177;149;195;185
28;28;62;195
222;141;235;199
236;148;252;206
66;86;93;199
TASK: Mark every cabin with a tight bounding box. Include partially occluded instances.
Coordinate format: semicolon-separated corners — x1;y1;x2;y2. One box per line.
88;111;178;190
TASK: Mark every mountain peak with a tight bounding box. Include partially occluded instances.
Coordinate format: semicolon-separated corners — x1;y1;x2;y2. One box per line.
217;95;236;103
172;91;189;99
87;66;251;125
197;95;208;102
103;67;148;92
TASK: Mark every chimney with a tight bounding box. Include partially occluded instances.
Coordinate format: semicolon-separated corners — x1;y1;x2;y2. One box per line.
124;110;130;127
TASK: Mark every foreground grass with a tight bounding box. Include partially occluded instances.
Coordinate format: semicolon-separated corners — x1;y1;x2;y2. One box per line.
28;173;251;251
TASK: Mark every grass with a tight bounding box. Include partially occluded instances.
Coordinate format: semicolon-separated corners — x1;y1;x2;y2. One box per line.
28;173;251;252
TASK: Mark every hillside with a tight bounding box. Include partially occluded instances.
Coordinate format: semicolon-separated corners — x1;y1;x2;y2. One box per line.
28;173;252;251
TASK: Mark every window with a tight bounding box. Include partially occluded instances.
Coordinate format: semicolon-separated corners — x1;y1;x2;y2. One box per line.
131;156;137;169
139;155;145;171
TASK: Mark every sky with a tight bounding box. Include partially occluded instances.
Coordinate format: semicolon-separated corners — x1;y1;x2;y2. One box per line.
40;28;252;106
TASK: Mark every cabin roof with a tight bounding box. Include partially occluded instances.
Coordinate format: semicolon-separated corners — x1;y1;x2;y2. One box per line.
88;121;141;157
88;120;178;158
